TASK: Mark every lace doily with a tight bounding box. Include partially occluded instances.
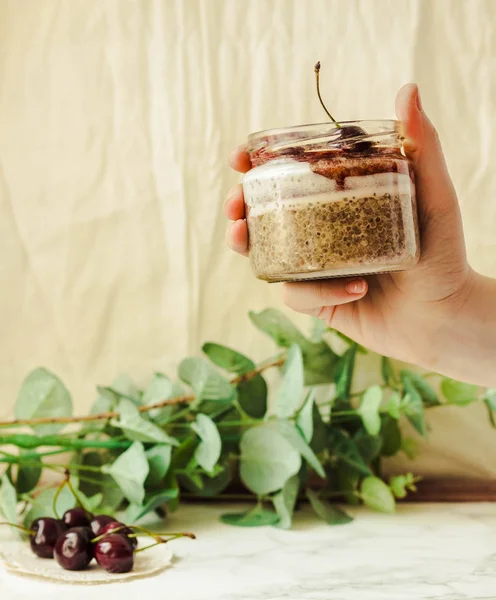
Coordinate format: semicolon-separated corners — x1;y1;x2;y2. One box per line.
0;539;173;585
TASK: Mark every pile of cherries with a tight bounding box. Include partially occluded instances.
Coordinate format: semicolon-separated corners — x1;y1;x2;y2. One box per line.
26;508;194;573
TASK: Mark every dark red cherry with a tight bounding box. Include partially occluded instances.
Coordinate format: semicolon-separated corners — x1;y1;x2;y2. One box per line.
338;125;367;139
62;507;90;529
337;125;372;152
89;514;115;537
94;534;134;573
101;520;138;549
29;517;66;559
54;527;93;571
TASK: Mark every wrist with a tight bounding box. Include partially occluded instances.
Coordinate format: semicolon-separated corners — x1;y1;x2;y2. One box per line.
426;270;496;387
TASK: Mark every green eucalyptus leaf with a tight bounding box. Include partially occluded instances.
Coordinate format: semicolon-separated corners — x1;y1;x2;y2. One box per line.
441;379;479;406
354;429;382;463
84;392;115;432
357;385;382;436
401;370;440;406
272;475;299;530
81;492;103;512
0;475;17;525
332;463;360;505
180;462;232;497
484;389;496;428
149;380;186;423
306;489;353;525
269;420;325;478
401;437;418;459
401;375;426;436
389;473;418;499
111;399;178;445
360;476;395;513
310;402;328;454
170;436;198;471
203;344;267;417
249;309;309;348
275;344;304;419
221;505;279;527
126;488;179;524
381;356;397;385
202;343;255;374
145;445;172;487
328;429;372;476
249;309;337;385
162;471;180;512
240;426;301;495
380;415;402;456
102;441;149;505
179;357;236;406
25;486;76;525
191;414;222;473
335;343;358;402
310;318;328;342
16;457;42;495
76;452;124;512
333;331;367;353
237;375;268;419
296;390;316;443
385;392;402;420
142;374;172;406
302;341;338;386
111;374;140;403
15;368;72;435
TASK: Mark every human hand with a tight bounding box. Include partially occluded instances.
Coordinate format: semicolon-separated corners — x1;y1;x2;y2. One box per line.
225;85;492;383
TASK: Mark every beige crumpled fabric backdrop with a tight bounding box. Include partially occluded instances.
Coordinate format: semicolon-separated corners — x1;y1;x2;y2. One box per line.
0;0;495;477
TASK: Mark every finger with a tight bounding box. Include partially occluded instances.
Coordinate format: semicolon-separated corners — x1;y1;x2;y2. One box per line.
226;220;249;256
223;184;246;221
282;278;368;312
395;83;458;215
395;83;465;265
229;146;252;173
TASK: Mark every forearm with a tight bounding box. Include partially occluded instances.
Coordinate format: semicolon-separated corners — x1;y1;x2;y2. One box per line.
428;273;496;387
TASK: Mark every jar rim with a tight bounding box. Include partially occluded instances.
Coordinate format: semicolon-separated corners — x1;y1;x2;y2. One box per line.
247;120;402;154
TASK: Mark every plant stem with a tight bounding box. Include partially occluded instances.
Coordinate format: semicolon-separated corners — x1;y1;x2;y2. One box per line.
171;419;261;429
65;471;89;511
0;434;131;451
330;410;358;417
0;522;35;535
52;480;66;519
319;490;357;499
0;356;286;429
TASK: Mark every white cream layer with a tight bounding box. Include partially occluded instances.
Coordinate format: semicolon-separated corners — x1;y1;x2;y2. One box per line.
244;161;414;217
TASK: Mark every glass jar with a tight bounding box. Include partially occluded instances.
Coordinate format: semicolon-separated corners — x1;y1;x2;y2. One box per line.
243;120;420;282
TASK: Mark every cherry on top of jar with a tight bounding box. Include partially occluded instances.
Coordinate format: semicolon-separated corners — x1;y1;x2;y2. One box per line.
247;120;405;167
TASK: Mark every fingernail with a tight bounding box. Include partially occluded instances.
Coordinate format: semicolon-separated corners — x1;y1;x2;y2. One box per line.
415;86;423;111
346;280;367;295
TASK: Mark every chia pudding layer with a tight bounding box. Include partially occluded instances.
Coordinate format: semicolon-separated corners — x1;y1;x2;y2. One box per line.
243;132;420;282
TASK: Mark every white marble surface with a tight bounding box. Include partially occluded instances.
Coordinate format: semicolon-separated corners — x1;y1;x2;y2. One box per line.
1;503;496;599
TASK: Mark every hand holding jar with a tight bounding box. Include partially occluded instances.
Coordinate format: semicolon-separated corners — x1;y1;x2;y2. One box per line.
224;83;496;388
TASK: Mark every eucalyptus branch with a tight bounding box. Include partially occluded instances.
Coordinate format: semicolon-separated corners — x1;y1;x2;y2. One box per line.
0;356;286;429
0;308;490;532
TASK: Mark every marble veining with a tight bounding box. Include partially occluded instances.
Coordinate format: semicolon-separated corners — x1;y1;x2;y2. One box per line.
1;503;496;599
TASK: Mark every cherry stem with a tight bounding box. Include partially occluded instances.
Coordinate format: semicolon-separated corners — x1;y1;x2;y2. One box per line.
52;479;66;520
133;532;195;554
0;522;35;535
133;540;165;553
314;61;341;127
91;525;195;544
64;470;91;516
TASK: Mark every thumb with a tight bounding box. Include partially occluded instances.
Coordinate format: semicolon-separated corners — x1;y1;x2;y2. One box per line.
395;83;465;261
